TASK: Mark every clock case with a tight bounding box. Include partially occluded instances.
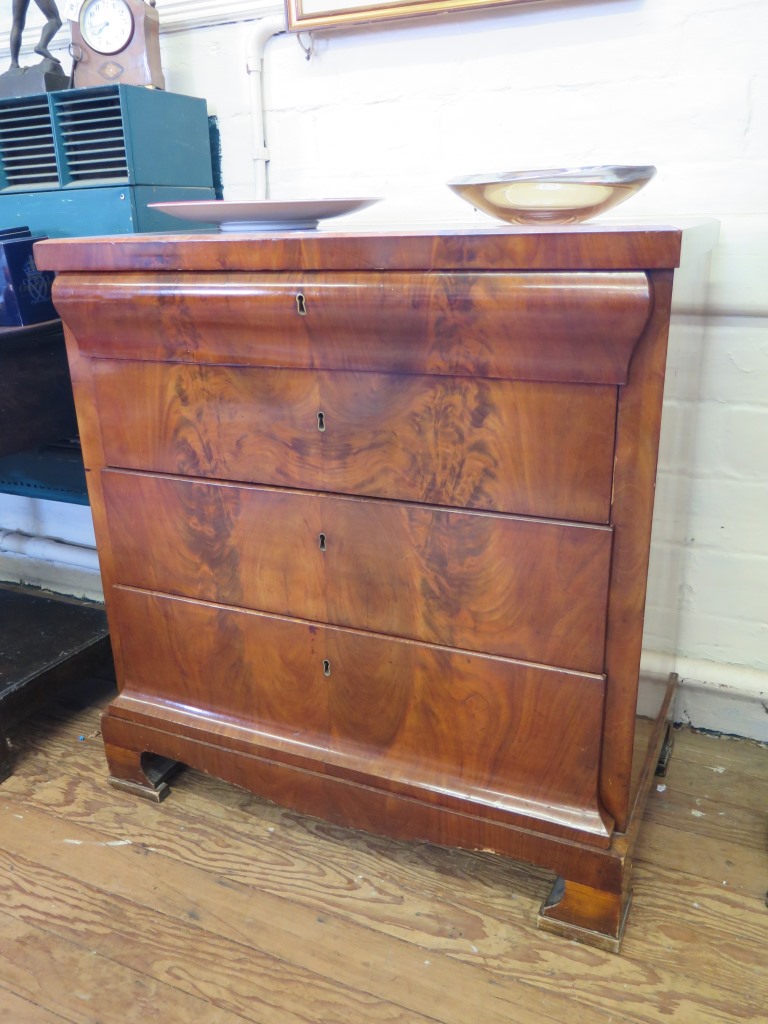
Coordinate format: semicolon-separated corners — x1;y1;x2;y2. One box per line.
70;0;165;90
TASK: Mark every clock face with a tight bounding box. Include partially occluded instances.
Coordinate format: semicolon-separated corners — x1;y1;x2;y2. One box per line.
79;0;135;55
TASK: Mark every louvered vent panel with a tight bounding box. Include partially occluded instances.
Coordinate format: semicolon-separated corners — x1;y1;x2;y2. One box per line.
0;96;58;189
54;89;128;183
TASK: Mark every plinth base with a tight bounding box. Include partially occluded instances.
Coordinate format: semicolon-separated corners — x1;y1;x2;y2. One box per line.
0;59;69;98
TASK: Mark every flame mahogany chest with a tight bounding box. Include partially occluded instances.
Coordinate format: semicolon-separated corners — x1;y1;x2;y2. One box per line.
36;225;703;951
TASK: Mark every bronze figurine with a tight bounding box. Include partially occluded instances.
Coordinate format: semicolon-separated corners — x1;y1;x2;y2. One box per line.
9;0;63;67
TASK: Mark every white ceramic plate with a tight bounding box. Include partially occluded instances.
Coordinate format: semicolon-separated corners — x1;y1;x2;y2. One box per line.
147;198;380;232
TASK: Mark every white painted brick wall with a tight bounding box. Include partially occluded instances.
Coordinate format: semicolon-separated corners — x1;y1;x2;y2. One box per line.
1;0;766;732
162;0;768;723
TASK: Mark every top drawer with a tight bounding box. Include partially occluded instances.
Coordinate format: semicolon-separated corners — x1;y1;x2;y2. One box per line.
58;271;652;384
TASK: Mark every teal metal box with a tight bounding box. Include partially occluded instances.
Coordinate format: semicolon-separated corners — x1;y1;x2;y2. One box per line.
0;85;214;191
0;185;215;238
0;86;216;237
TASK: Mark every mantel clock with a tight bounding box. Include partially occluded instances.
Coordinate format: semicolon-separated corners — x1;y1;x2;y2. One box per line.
69;0;165;89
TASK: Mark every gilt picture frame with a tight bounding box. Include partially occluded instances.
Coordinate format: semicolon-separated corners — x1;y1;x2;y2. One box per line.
285;0;545;31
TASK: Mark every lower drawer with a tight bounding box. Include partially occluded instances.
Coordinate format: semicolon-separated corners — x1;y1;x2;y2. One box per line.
111;587;609;837
92;361;617;523
103;471;613;673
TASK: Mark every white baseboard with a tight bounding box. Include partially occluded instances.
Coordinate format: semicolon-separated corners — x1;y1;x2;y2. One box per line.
643;650;768;743
673;676;768;744
0;532;103;604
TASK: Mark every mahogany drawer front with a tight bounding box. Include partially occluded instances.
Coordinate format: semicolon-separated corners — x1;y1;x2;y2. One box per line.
103;472;612;673
93;362;617;523
62;270;652;384
112;586;608;834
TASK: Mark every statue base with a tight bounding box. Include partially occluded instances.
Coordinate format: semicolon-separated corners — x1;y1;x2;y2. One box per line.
0;59;69;98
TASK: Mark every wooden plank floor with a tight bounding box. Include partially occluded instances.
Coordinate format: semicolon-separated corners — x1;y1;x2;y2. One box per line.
0;674;766;1024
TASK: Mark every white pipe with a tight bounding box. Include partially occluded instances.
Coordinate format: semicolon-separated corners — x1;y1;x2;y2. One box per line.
245;14;287;199
0;529;99;571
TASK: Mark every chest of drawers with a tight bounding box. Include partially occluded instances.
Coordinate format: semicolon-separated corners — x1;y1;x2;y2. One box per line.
36;225;705;951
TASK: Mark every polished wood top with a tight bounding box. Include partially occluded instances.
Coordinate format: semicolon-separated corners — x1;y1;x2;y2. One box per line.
34;225;683;274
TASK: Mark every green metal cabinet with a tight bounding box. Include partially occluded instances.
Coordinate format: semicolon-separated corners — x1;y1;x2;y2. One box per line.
0;85;216;237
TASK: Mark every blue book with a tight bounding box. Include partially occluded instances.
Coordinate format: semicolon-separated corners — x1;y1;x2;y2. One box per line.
0;235;56;327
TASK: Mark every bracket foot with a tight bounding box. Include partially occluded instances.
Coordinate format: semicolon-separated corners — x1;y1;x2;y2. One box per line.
537;876;631;953
104;741;178;802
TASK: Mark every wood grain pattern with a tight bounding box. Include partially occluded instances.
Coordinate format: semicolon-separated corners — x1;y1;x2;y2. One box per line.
0;984;77;1023
660;729;768;780
0;806;600;1024
57;271;651;384
35;224;683;273
103;473;613;671
0;849;427;1024
538;877;628;950
38;226;698;950
639;764;767;859
106;586;611;843
57;322;129;682
0;911;263;1024
2;685;766;1024
13;704;767;983
638;818;768;902
601;271;676;831
102;705;619;857
92;362;617;522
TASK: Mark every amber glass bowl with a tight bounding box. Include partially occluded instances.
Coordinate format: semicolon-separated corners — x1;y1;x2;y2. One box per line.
447;165;656;225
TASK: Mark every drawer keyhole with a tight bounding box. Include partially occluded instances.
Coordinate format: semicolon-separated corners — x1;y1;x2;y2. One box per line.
319;533;327;552
317;410;326;432
322;659;331;677
296;293;307;316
